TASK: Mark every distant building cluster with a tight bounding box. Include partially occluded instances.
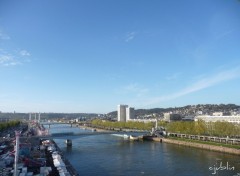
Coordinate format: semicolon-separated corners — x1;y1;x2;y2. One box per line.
0;117;10;122
117;104;240;124
162;111;240;124
117;105;135;122
195;115;240;124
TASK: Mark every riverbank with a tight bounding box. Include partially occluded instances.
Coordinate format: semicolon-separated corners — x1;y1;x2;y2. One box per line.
162;138;240;155
79;124;240;155
51;139;79;176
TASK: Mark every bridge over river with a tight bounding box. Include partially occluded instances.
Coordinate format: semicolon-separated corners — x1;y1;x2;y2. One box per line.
41;121;79;128
37;122;146;139
39;131;128;140
24;122;143;140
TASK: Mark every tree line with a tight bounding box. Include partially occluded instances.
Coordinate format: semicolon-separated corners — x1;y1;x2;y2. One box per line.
160;120;240;137
0;120;20;131
91;119;154;130
91;119;240;137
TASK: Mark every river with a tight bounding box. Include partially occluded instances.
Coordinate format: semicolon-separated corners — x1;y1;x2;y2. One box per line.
45;124;240;176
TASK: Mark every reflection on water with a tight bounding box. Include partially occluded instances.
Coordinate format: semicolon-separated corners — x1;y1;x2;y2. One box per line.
46;124;240;176
66;146;72;153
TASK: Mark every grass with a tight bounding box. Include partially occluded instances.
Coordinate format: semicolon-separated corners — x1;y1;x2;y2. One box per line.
167;136;240;150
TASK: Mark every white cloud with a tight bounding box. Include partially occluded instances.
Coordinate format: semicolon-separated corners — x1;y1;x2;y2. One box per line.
19;50;30;56
143;67;240;106
0;30;31;66
0;30;10;40
0;54;21;66
0;49;31;66
0;54;22;66
125;32;136;42
0;55;11;64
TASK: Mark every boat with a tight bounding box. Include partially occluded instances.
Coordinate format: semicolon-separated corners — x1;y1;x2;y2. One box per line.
143;135;162;142
141;120;164;142
129;135;139;141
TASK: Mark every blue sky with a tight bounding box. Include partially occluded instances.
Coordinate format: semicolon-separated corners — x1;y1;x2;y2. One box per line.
0;0;240;113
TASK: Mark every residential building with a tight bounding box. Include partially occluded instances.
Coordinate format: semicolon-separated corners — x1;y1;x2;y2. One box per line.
195;115;240;124
117;105;128;122
163;113;182;122
212;112;223;116
126;107;135;121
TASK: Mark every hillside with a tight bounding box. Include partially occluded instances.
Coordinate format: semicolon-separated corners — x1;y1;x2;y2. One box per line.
107;104;240;117
1;104;239;120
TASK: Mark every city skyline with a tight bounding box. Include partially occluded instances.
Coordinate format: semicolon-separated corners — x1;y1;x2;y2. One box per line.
1;1;240;113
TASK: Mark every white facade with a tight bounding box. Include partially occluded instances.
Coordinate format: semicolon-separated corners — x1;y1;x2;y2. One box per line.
197;111;203;115
126;107;135;121
117;105;128;122
212;112;223;116
195;115;240;124
128;118;157;123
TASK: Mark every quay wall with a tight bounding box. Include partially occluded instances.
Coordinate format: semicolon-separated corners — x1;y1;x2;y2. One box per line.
162;138;240;155
51;139;79;176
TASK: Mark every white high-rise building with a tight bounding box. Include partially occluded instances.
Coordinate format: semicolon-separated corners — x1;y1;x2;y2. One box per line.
117;105;128;122
126;107;135;121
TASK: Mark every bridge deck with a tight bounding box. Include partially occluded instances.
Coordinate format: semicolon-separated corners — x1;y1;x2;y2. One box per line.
20;131;130;139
